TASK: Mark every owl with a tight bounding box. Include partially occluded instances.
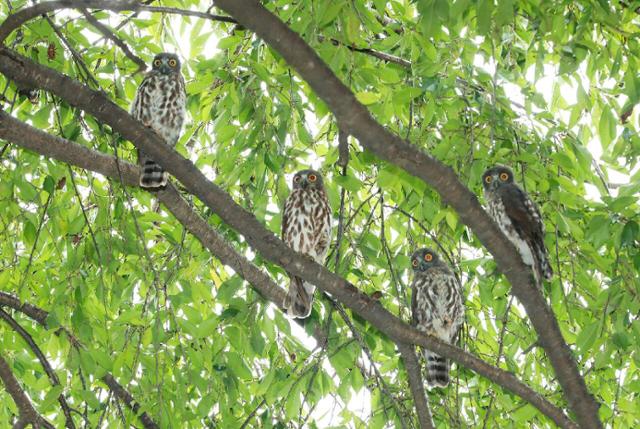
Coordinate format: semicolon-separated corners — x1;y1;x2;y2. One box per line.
131;52;186;188
482;165;552;285
410;248;464;387
281;170;332;318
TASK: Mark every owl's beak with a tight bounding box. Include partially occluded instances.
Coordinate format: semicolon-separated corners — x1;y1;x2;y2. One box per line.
159;64;171;74
300;179;309;189
487;176;499;190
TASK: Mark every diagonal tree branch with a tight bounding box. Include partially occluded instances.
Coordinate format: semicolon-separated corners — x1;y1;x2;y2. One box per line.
0;93;576;428
0;291;159;429
208;2;601;427
100;374;158;429
80;8;147;73
0;308;76;428
0;0;237;44
0;353;55;429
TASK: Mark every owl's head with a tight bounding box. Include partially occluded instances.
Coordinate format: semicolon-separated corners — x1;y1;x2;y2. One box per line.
151;53;181;75
410;248;441;272
292;169;325;191
482;165;514;191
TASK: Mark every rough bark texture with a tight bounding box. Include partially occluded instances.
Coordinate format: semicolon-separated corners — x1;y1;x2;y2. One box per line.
0;354;55;428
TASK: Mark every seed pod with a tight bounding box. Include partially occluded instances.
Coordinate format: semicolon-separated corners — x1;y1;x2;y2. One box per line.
47;42;56;60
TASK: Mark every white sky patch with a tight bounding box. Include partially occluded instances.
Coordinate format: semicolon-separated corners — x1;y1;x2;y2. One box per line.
474;52;634;202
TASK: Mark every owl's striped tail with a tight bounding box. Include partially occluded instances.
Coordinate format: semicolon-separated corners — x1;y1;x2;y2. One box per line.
140;160;168;189
539;254;553;281
283;276;313;319
533;242;553;283
425;351;450;387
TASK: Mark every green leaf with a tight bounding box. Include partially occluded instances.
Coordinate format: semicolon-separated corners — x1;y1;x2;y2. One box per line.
598;107;616;149
495;0;514;27
43;176;55;194
23;221;37;246
227;352;252;380
476;0;493;34
333;174;361;192
40;385;64;412
576;322;599;355
355;91;381;105
621;221;638;247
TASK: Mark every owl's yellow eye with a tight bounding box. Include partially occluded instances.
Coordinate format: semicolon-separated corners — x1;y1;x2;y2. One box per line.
293;176;301;183
485;176;493;184
412;259;419;267
308;174;317;182
169;59;177;67
499;172;509;181
153;59;161;67
424;253;433;262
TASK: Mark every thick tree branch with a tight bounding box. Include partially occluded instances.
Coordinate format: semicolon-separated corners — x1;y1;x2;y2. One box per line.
0;110;288;313
0;309;76;428
0;0;237;44
208;2;601;427
0;354;55;429
0;80;576;428
398;344;434;429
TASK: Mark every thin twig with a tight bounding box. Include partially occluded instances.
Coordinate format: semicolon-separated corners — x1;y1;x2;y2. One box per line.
330;298;411;428
18;182;54;294
80;8;146;73
239;399;266;429
481;296;514;428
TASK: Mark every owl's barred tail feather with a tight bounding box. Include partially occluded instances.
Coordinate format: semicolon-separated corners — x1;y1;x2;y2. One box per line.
425;351;450;387
283;276;313;319
140;160;168;188
534;243;553;283
539;255;553;281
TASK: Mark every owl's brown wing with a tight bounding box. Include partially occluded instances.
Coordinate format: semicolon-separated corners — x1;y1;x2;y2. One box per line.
131;73;154;122
410;276;421;327
498;184;553;280
498;185;545;248
281;197;291;241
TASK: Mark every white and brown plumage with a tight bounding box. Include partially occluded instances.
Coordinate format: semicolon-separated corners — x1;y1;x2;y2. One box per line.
410;248;464;387
281;169;332;319
482;165;552;286
131;52;186;188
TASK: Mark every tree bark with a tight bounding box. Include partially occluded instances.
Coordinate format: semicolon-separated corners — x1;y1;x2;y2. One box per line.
0;354;55;428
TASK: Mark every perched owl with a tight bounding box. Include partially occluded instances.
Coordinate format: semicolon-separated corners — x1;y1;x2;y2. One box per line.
281;170;332;318
482;165;552;285
411;248;464;387
131;52;186;188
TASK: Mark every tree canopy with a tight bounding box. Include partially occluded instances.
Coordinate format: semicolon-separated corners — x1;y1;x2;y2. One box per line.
0;1;638;428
